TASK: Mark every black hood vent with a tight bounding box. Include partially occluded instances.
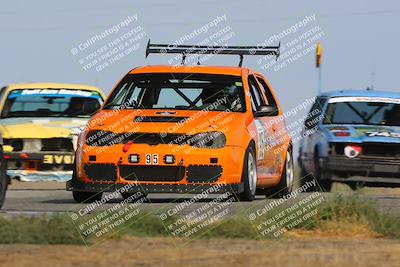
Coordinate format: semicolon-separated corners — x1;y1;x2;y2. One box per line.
134;116;188;123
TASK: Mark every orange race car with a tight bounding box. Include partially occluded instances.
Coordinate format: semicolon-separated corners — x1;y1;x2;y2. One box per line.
67;42;293;202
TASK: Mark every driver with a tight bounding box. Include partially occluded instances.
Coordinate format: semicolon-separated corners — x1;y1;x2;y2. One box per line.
201;89;228;110
64;97;85;116
385;105;400;126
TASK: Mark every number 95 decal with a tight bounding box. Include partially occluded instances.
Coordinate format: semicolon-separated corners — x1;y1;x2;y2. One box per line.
145;154;159;164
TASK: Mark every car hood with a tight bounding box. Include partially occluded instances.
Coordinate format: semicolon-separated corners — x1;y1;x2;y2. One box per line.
322;124;400;143
0;117;88;139
88;109;248;135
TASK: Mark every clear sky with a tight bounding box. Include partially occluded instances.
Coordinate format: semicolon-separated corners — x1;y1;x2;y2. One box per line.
1;0;399;114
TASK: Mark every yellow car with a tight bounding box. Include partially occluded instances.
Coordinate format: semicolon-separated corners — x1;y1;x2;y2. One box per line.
0;83;104;181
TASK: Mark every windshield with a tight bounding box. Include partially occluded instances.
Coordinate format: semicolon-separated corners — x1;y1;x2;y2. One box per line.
104;73;246;112
323;99;400;126
1;89;103;118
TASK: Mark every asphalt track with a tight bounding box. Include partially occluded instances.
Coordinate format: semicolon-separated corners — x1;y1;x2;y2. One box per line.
1;181;400;217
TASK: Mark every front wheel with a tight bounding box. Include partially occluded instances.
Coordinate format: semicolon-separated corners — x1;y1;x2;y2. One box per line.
299;168;316;192
318;179;333;192
237;145;257;201
267;149;294;198
349;182;363;191
314;154;332;192
70;157;103;203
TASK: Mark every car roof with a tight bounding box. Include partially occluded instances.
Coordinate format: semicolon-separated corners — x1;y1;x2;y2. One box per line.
129;65;250;76
4;83;103;96
320;89;400;99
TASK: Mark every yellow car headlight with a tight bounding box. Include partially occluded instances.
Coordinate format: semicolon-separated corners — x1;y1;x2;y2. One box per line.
3;139;24;151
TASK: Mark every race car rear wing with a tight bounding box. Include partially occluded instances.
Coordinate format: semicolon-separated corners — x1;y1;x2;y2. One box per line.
145;39;280;67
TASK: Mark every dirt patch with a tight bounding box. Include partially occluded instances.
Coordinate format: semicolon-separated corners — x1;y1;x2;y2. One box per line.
285;229;380;239
0;236;399;267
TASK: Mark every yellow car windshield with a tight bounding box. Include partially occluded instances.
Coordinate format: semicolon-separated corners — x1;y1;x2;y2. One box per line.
1;89;103;118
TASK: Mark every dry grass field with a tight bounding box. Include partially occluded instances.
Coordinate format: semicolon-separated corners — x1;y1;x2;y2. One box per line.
0;235;399;267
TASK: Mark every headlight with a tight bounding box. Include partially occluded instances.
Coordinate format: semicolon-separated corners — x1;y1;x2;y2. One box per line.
190;132;226;148
3;139;24;151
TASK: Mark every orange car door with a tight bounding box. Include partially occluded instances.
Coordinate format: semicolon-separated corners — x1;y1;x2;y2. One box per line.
247;75;277;179
255;74;288;177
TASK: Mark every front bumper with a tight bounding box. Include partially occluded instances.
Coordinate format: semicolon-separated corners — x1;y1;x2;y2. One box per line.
5;151;74;181
323;155;400;185
74;144;245;191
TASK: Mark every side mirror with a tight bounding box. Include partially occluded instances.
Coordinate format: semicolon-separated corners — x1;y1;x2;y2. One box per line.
255;105;279;117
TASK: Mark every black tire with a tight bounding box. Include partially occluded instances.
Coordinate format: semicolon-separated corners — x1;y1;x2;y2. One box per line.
72;191;103;203
313;150;332;192
349;182;363;191
298;165;316;192
298;159;307;178
267;148;294;198
299;176;317;192
237;145;257;202
70;160;103;203
319;179;333;192
0;155;7;209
